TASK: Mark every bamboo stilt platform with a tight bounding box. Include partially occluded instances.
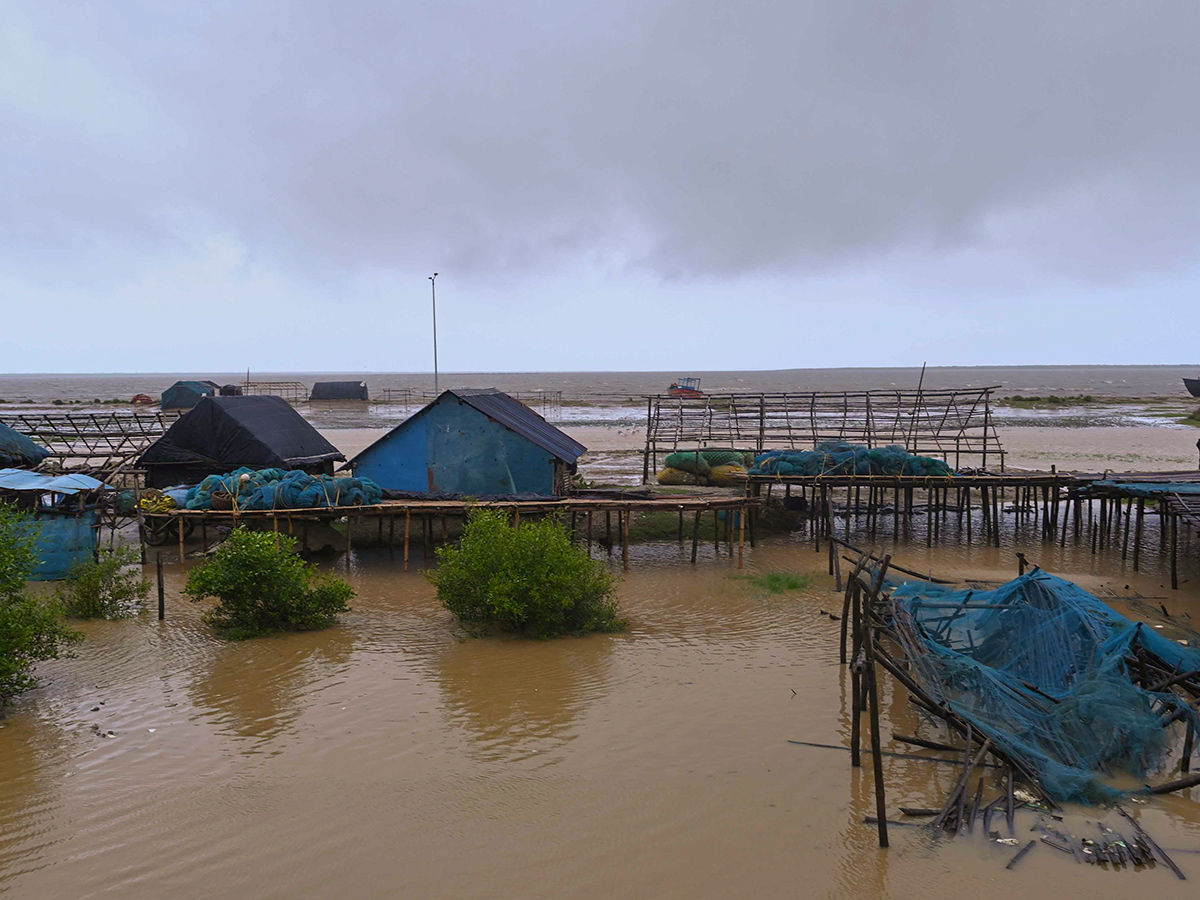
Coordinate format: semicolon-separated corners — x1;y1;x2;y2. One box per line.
748;469;1200;589
150;493;757;572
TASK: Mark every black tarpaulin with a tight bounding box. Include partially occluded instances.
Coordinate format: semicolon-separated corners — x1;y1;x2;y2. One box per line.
138;396;344;487
310;381;369;400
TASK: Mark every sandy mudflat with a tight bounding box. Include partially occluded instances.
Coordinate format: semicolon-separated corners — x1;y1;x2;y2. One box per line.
1000;425;1200;473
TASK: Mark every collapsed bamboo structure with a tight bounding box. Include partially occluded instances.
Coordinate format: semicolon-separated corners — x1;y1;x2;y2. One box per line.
834;545;1197;875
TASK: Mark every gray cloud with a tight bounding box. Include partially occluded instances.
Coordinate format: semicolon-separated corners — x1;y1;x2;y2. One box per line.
4;0;1200;283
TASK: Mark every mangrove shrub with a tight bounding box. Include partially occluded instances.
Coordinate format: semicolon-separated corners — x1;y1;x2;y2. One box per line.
58;546;149;619
0;504;81;706
431;509;625;638
184;528;353;639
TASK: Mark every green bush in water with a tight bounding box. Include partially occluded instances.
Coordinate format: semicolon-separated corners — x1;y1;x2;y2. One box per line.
0;504;82;706
57;546;149;619
430;509;626;638
185;528;353;639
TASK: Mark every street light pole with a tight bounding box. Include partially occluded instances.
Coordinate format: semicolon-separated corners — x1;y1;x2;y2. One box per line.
428;272;439;395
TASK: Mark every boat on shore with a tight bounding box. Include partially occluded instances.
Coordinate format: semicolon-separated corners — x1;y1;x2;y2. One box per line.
667;377;704;399
1184;377;1200;398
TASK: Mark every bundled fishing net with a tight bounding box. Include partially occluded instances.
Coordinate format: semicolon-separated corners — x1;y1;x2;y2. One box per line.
890;571;1200;803
751;441;954;477
185;467;383;511
658;449;755;486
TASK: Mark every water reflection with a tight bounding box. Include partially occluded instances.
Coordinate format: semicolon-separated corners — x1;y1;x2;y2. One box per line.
433;635;615;761
188;628;355;745
0;715;70;885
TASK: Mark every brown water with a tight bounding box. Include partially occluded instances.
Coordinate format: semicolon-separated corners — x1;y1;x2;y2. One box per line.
3;531;1200;898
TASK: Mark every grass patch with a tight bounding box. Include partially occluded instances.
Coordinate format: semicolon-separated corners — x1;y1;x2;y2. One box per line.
999;394;1096;408
1180;407;1200;426
736;571;813;594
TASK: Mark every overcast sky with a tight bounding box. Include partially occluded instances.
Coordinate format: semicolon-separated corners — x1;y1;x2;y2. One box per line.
3;1;1198;373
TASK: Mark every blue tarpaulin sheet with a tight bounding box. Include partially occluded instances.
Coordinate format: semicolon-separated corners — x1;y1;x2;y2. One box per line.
1082;480;1200;498
0;468;108;495
0;423;50;468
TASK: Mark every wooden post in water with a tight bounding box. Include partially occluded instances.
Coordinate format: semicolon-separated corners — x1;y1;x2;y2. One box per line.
864;598;888;849
691;511;701;564
403;509;411;572
849;579;862;768
729;508;739;571
1133;499;1145;571
156;552;165;621
177;516;185;566
1171;512;1179;590
1122;497;1133;561
992;486;1001;548
622;508;630;571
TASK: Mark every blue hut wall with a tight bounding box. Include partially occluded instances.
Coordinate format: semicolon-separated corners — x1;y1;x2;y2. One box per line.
352;398;557;495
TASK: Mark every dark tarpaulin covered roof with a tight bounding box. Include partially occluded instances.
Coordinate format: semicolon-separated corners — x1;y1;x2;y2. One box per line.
139;395;344;471
310;381;369;400
451;388;585;462
0;422;51;468
161;379;218;409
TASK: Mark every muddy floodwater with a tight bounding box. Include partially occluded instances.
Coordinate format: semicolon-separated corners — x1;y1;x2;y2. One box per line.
2;532;1200;899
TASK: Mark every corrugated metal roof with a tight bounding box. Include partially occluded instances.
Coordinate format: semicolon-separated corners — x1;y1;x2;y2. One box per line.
450;389;585;462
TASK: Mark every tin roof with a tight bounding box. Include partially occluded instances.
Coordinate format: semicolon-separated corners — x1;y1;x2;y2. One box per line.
450;389;585;462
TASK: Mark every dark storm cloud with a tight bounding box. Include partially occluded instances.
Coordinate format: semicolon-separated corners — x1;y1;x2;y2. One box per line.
4;0;1199;280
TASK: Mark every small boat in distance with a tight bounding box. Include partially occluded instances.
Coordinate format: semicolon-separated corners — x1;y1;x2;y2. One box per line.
667;377;704;399
1185;378;1200;398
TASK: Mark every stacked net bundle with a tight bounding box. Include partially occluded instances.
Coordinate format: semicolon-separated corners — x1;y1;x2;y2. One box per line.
751;441;954;477
658;449;755;487
890;571;1200;804
185;467;383;511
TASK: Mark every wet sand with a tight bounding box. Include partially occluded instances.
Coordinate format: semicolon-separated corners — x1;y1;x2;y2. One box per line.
1;532;1198;899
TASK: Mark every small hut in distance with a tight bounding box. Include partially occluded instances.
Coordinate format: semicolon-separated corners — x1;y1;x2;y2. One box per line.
310;381;369;401
161;380;220;410
345;388;584;496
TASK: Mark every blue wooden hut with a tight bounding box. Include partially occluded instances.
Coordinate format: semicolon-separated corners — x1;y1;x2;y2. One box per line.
346;389;585;496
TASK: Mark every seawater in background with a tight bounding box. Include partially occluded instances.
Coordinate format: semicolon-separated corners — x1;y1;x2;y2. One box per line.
2;364;1199;404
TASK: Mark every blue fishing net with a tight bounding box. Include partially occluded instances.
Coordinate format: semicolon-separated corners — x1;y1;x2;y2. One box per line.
890;571;1200;804
185;467;382;511
751;441;954;477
